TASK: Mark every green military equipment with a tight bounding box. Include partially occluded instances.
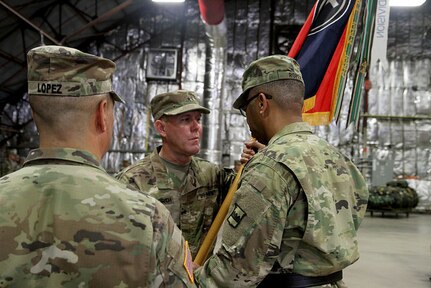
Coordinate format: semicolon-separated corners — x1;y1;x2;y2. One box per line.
368;180;419;214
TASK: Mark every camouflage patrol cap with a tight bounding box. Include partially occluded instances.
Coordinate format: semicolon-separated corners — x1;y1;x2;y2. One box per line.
27;45;125;103
233;55;303;109
150;90;210;120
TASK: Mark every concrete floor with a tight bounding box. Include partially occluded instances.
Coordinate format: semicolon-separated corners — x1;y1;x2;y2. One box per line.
344;213;431;288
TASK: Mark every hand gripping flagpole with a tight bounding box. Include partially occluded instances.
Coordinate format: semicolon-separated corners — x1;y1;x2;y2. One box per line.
194;164;245;265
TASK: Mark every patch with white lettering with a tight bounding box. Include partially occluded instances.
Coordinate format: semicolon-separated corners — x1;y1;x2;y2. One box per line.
227;204;247;228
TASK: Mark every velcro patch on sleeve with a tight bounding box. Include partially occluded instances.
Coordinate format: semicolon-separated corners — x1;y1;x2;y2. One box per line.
222;186;271;248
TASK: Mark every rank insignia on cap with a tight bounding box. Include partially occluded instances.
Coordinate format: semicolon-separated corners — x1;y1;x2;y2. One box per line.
183;241;194;283
227;204;246;228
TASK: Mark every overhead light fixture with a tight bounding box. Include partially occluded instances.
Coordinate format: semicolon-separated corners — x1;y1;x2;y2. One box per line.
390;0;426;6
152;0;185;2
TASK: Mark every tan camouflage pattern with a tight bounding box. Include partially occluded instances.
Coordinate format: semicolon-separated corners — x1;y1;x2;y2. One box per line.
195;122;369;287
0;147;195;288
27;45;124;103
150;90;210;120
116;147;235;257
233;55;304;109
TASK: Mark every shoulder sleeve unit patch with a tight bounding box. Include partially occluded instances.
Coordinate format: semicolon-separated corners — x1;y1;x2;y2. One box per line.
227;204;247;228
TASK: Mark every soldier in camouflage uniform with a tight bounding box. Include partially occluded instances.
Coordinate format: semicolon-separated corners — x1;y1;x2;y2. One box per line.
194;55;369;287
0;46;196;288
116;90;235;257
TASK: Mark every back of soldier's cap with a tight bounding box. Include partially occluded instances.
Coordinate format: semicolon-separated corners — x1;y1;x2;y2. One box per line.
233;55;303;109
27;45;125;103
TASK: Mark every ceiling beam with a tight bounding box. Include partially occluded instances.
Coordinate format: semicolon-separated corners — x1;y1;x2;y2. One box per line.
0;0;61;45
0;49;25;67
60;0;133;45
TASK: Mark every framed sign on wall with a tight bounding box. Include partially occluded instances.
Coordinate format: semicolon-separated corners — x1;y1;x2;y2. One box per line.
146;48;178;81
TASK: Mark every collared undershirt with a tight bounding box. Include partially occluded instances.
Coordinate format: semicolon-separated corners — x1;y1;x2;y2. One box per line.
159;156;190;188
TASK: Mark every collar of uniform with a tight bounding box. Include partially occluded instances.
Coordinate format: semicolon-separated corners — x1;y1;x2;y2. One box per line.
24;147;104;171
151;147;176;190
268;122;313;146
152;146;203;192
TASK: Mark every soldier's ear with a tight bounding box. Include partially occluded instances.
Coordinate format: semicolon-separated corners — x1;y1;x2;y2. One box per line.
96;98;109;133
154;119;167;137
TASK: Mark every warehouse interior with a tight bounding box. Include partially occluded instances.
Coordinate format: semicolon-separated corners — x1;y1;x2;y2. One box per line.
0;0;430;286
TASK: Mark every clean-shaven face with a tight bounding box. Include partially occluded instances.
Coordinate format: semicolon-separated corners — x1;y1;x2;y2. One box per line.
163;110;203;157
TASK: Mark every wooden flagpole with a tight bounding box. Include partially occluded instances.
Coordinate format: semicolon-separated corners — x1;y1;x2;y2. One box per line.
194;164;244;265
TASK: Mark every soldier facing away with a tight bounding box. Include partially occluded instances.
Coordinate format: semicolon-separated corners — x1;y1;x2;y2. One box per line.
194;55;369;287
0;46;196;288
116;90;236;257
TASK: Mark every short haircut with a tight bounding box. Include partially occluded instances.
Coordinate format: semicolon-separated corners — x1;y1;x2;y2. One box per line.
29;93;111;134
250;79;305;109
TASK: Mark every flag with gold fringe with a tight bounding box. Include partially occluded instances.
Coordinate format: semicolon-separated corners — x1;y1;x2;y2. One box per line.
346;0;377;128
288;0;377;127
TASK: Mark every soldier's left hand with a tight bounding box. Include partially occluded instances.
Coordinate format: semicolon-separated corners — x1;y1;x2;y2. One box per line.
240;139;265;164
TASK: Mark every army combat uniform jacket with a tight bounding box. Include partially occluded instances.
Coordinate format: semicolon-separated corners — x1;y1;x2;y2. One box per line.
195;122;369;287
116;147;235;256
0;148;195;288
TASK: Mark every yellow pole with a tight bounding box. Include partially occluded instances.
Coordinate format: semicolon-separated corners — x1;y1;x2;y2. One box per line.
194;164;245;265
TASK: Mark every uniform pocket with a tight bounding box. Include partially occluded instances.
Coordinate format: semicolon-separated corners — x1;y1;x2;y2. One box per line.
221;178;271;249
